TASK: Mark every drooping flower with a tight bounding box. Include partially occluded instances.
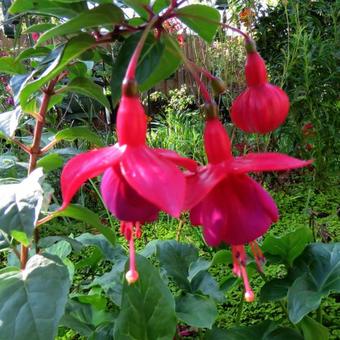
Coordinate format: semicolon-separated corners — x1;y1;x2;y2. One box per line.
61;80;196;283
185;112;311;300
230;40;290;134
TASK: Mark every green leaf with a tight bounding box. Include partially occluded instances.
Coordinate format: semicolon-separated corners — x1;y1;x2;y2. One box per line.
24;23;56;33
205;321;304;340
288;243;340;324
211;249;232;266
0;254;70;340
54;205;116;246
38;4;124;45
114;255;177;339
139;35;182;92
59;77;111;110
54;126;104;146
156;240;198;290
152;0;170;14
260;278;291;301
76;233;125;262
123;0;149;20
18;34;95;106
37;153;64;172
176;5;221;43
298;316;329;340
262;226;313;267
188;258;211;281
45;240;72;259
0;169;44;245
0;56;26;75
89;259;126;306
39;235;83;253
0;107;22;138
9;0;88;18
16;47;52;62
176;293;217;329
111;32;164;105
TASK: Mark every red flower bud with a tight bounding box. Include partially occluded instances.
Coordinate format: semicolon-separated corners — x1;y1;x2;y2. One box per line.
231;47;290;134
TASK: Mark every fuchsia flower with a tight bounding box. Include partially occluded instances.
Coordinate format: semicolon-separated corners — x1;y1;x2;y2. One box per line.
230;40;289;134
185;115;311;301
61;80;196;283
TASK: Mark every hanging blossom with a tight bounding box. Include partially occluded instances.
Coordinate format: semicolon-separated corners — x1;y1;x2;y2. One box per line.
230;39;290;134
185;107;312;301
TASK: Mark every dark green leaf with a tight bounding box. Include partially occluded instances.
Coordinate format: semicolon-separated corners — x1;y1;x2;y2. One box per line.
260;278;291;301
205;321;303;340
188;258;211;281
0;169;43;245
139;35;182;92
262;226;313;267
45;240;72;259
0;254;70;340
37;153;64;172
0;107;22;138
123;0;149;20
19;34;95;106
288;243;340;324
176;5;221;43
298;316;329;340
111;32;164;105
24;23;56;33
114;255;177;339
54;126;104;146
152;0;170;14
156;240;198;290
39;235;83;253
38;4;124;44
176;293;217;329
0;56;26;75
211;249;232;266
16;47;51;61
59;77;111;110
76;232;125;262
9;0;88;18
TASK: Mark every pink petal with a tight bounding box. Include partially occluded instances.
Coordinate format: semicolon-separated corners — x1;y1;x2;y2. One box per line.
120;146;185;217
230;153;312;173
61;145;123;208
153;148;197;172
184;163;227;210
100;167;159;223
190;174;278;246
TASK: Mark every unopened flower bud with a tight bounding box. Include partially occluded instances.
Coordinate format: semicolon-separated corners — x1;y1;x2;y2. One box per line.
122;78;138;97
211;77;227;95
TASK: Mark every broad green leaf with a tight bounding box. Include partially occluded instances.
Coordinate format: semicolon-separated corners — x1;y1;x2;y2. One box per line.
18;34;95;106
111;32;164;105
152;0;170;13
176;293;217;329
0;107;22;138
76;233;125;262
59;77;111;110
176;5;221;43
139;35;182;92
49;205;116;246
190;271;225;302
260;278;291;301
60;298;113;337
37;153;64;172
24;23;56;33
114;255;177;340
123;0;149;19
9;0;87;18
204;321;303;340
45;240;72;259
211;249;232;266
0;254;70;340
288;243;340;324
262;226;313;267
38;4;124;44
0;169;44;245
16;47;51;61
188;258;211;281
156;240;198;289
39;235;83;253
0;56;26;75
298;316;329;340
89;259;126;306
54;126;104;146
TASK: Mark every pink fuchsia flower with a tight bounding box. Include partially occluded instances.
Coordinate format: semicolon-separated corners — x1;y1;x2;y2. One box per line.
185;116;312;301
230;40;289;134
61;80;196;283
